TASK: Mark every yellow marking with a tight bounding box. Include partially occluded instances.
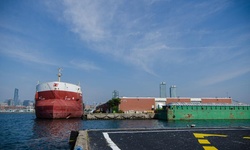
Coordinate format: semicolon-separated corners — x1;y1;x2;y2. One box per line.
203;146;218;150
243;136;250;140
198;139;210;144
193;133;227;138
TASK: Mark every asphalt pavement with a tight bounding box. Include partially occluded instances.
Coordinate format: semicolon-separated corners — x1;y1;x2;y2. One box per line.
75;127;250;150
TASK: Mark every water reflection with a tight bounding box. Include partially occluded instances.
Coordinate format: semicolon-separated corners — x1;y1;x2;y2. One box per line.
1;113;250;149
30;119;82;150
33;119;82;137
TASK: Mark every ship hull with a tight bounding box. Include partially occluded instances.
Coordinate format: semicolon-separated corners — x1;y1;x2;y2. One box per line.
35;81;84;119
35;99;83;119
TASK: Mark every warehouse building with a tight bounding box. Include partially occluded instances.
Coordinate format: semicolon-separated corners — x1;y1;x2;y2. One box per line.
119;97;232;113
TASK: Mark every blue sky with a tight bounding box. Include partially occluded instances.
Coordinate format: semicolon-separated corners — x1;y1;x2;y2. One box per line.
0;0;249;104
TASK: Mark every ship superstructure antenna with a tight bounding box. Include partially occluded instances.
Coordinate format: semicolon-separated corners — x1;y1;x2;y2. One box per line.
58;68;62;82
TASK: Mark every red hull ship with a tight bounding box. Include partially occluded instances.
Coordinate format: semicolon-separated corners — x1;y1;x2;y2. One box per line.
35;69;83;119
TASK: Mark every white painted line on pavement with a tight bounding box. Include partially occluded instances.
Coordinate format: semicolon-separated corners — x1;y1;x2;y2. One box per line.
103;132;121;150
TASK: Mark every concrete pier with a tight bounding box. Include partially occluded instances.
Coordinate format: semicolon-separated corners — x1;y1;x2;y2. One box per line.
71;127;250;150
73;130;88;150
86;113;156;120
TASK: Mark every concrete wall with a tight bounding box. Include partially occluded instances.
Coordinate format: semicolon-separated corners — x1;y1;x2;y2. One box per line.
87;113;156;119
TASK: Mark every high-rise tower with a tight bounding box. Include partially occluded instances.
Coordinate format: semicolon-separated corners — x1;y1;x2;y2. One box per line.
170;85;177;98
112;90;119;99
160;82;166;98
13;88;19;106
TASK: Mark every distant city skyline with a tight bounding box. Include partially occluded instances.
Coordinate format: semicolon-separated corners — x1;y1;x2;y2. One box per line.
0;0;249;104
170;85;177;98
160;82;166;98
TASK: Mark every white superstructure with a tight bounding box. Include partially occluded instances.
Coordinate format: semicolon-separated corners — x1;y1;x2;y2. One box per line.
36;82;82;93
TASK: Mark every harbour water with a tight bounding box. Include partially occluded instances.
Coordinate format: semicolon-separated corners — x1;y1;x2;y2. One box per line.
0;113;250;149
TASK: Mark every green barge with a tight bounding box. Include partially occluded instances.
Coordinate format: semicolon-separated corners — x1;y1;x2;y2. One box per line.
158;103;250;120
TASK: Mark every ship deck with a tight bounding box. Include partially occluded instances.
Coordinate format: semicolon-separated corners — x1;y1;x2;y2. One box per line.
72;127;250;150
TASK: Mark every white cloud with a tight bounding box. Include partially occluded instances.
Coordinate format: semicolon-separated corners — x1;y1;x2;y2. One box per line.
62;0;120;42
53;0;246;76
61;0;165;74
0;48;57;66
198;68;250;86
70;60;101;71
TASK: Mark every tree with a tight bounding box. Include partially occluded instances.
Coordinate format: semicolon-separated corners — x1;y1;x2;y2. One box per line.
107;98;121;113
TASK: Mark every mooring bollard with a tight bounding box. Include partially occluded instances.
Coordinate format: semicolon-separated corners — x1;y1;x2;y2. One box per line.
69;131;79;150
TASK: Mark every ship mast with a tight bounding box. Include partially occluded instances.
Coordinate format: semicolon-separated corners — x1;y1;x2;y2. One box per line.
58;68;62;82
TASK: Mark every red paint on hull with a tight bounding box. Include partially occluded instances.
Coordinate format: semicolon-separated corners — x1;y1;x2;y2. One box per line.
35;90;83;119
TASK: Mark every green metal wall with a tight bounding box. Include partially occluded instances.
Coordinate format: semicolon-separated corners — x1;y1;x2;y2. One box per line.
160;105;250;120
